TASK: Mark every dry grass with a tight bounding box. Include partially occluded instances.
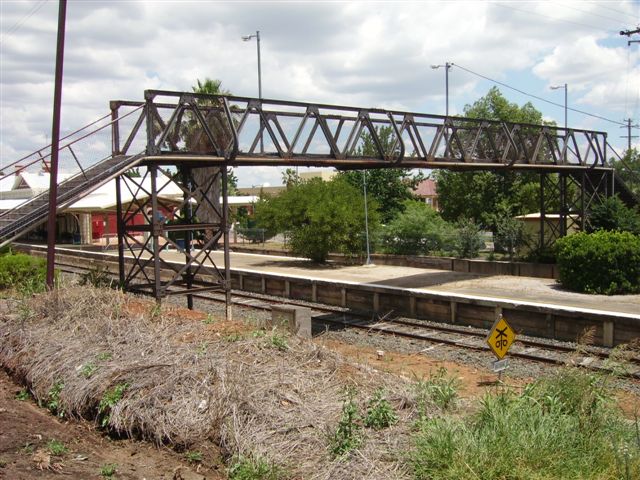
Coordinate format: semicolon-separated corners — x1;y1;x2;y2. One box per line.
0;285;421;479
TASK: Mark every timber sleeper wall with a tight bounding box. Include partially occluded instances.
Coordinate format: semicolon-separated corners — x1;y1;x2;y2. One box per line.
19;245;639;348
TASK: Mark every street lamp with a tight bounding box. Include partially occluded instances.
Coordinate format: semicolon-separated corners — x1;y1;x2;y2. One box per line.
363;170;373;266
242;30;263;153
431;62;453;116
550;83;568;130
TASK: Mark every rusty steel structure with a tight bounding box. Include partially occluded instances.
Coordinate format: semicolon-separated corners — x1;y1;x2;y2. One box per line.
1;90;637;312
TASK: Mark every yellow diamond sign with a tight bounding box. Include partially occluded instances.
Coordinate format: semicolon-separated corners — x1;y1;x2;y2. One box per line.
486;316;516;360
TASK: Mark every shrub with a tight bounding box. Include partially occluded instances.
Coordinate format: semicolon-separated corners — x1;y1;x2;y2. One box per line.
409;368;640;480
228;455;284;480
555;231;640;294
453;219;484;259
0;253;47;291
381;200;454;255
328;387;362;457
363;388;397;430
586;196;640;234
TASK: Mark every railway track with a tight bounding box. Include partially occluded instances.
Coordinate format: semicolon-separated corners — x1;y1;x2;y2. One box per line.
56;257;640;379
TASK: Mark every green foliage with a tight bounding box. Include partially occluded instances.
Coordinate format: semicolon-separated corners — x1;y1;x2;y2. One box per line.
485;201;528;259
415;367;460;414
586;196;640;234
410;368;640;480
435;87;551;227
228;455;285;480
255;177;379;262
611;147;640;196
79;362;98;379
15;389;30;401
329;387;362;457
96;352;112;361
185;450;203;463
46;439;68;456
381;200;454;255
555;231;640;294
100;463;117;477
363;388;397;430
269;332;289;351
281;168;301;188
0;253;47;292
98;383;129;428
44;381;65;417
79;265;113;288
453;219;484;259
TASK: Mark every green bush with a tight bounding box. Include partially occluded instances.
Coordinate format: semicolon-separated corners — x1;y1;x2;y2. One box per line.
453;219;484;259
381;200;454;255
0;253;47;291
586;196;640;234
555;231;640;294
410;368;640;480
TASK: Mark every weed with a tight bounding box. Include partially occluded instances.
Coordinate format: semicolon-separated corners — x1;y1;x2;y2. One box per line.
203;313;215;325
15;389;30;401
96;352;112;361
21;443;34;454
0;459;6;468
79;362;98;379
409;367;640;479
228;455;284;480
100;463;117;477
196;342;208;356
44;381;65;417
47;439;68;456
185;450;203;464
98;383;129;428
363;388;397;430
224;333;242;342
328;387;361;457
415;367;459;414
149;302;162;320
252;329;266;338
270;332;288;351
79;265;112;288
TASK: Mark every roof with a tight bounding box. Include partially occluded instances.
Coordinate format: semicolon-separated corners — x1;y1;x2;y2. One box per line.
414;179;437;197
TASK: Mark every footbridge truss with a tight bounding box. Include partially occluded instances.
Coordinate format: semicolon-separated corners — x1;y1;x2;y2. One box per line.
1;90;637;312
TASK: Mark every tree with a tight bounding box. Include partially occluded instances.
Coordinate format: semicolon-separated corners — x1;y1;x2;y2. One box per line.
226;167;239;196
586;196;640;235
381;200;454;255
434;87;552;227
341;126;423;223
281;168;301;188
254;177;379;262
610;147;640;197
182;78;232;243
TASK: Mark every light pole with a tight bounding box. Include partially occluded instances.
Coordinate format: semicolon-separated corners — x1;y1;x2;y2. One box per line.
431;62;453;116
363;170;373;266
550;83;568;130
242;30;263;153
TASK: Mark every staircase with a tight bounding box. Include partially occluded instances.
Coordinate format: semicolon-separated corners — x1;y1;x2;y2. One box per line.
0;153;144;248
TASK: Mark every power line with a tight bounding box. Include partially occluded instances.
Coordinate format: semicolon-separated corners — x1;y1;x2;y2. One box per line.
495;3;620;34
452;62;628;127
596;3;639;22
0;0;48;46
556;2;636;29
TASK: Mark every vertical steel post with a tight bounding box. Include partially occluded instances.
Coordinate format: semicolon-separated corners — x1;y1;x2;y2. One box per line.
222;167;232;321
539;173;545;251
45;0;67;289
115;175;125;287
110;102;120;156
183;166;194;310
150;165;162;302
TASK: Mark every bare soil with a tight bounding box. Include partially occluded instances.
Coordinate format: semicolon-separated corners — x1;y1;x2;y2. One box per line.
0;369;223;480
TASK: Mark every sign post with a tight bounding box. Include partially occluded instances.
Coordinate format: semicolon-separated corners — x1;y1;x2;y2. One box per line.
486;315;516;377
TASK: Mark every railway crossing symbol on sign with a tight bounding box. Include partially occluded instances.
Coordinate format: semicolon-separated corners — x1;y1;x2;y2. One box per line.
486;315;516;360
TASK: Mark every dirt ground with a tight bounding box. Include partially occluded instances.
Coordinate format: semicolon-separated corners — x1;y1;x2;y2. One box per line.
1;296;639;479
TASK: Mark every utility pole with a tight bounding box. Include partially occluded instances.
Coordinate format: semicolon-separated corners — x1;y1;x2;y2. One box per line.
620;118;639;151
46;0;67;289
620;27;640;46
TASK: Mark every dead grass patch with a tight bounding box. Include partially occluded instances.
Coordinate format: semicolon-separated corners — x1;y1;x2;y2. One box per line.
0;286;424;479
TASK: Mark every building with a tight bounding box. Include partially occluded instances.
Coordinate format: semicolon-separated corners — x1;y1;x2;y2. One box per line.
414;178;439;210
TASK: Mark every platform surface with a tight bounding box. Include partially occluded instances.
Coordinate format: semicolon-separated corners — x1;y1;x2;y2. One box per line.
158;250;640;317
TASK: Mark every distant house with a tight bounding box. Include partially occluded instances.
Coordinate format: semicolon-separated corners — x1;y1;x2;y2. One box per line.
414;179;439;211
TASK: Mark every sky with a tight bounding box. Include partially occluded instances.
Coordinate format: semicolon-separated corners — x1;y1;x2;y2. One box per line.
1;0;639;187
